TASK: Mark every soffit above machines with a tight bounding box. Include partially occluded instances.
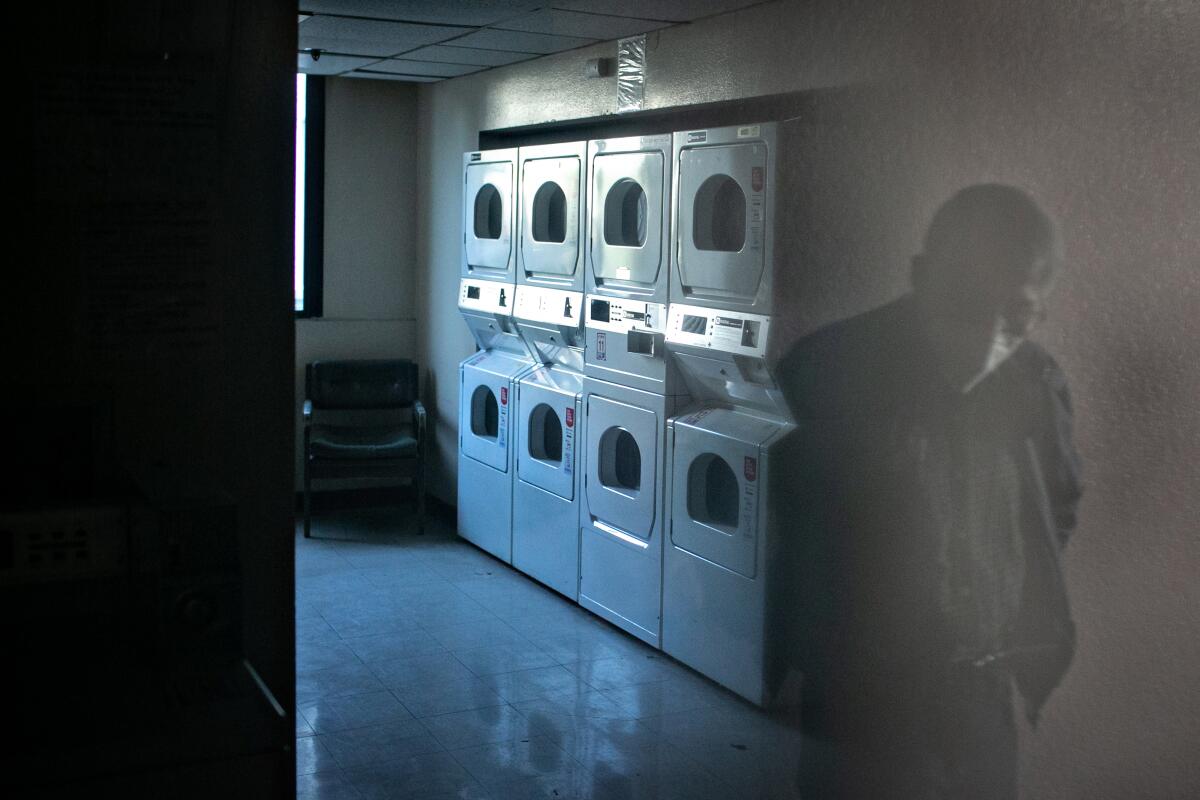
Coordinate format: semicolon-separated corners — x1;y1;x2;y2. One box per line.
297;1;767;83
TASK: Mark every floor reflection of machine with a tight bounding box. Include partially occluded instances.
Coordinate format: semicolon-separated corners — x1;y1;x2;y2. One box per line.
511;141;586;598
458;147;535;563
662;122;798;706
580;134;685;647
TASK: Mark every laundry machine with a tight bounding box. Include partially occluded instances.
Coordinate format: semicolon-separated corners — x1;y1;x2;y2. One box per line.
661;122;798;705
458;147;535;562
578;134;687;647
509;141;587;597
511;365;583;599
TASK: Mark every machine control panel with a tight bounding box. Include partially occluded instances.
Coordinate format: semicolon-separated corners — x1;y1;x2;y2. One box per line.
583;294;668;334
666;303;770;359
459;278;513;316
513;286;583;327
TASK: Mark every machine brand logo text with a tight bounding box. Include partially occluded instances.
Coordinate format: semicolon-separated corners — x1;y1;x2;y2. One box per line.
744;457;757;482
565;408;575;428
752;167;764;192
500;387;508;405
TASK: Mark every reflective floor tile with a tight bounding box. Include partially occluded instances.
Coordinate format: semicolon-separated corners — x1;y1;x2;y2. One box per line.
454;641;560;676
347;750;483;800
297;736;339;776
319;717;444;770
565;654;681;692
300;689;415;735
343;628;448;663
297;661;388;706
419;703;531;750
599;676;727;720
449;736;583;787
478;664;593;703
393;675;507;718
423;618;530;651
296;768;362;800
369;651;479;691
298;641;366;675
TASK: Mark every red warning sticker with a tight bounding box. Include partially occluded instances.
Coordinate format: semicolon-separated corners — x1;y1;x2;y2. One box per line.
744;456;758;482
565;407;575;428
500;387;508;406
751;167;764;192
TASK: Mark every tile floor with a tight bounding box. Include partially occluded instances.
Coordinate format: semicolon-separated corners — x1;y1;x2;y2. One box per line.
296;505;808;799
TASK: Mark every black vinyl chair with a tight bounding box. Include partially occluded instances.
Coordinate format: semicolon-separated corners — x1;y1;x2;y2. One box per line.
303;359;426;537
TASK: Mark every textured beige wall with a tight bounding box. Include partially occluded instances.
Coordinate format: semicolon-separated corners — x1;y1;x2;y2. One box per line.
414;1;1200;796
295;77;420;489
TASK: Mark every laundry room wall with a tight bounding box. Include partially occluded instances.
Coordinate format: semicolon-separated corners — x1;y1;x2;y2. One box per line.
413;0;1199;797
295;76;420;490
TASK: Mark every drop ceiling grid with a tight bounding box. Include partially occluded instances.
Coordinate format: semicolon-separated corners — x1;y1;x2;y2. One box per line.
297;1;768;81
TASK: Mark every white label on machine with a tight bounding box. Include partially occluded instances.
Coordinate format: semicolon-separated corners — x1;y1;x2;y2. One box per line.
737;125;761;138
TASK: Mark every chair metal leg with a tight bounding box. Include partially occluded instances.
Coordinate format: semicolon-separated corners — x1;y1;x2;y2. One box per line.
416;466;426;535
303;459;312;539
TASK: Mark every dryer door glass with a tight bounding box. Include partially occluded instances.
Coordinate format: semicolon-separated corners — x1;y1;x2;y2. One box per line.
585;395;657;540
474;183;503;240
464;161;513;276
590;151;664;294
676;143;766;305
471;386;499;439
604;179;648;247
529;403;563;462
521;156;582;281
686;453;740;530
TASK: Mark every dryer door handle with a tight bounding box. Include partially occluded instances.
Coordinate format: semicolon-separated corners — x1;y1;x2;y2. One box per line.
592;519;649;550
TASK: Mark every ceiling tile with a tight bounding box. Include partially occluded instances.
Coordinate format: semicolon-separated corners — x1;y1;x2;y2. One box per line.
450;28;597;55
370;59;485;78
297;53;379;75
402;44;538;67
495;9;673;40
552;0;764;23
298;1;541;27
345;70;443;83
299;15;463;57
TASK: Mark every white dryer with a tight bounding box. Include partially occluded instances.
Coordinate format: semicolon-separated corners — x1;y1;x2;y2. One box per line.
458;349;533;562
664;406;796;706
512;365;583;599
661;123;795;705
578;380;684;647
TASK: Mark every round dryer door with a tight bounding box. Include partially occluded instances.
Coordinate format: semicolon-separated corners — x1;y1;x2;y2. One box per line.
521;156;581;281
676;142;767;304
516;391;577;501
464;161;513;275
590;151;665;292
585;394;658;541
670;428;759;578
460;365;511;472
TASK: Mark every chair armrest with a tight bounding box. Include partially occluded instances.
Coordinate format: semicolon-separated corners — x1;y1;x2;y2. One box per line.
303;399;313;423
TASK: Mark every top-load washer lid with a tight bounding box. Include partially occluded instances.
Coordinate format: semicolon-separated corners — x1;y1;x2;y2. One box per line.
675;141;768;306
589;148;666;297
520;144;585;287
463;150;517;280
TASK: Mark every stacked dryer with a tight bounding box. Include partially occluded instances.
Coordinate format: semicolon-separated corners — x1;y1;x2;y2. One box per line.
510;142;587;600
458;148;535;563
579;134;688;648
661;122;799;706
